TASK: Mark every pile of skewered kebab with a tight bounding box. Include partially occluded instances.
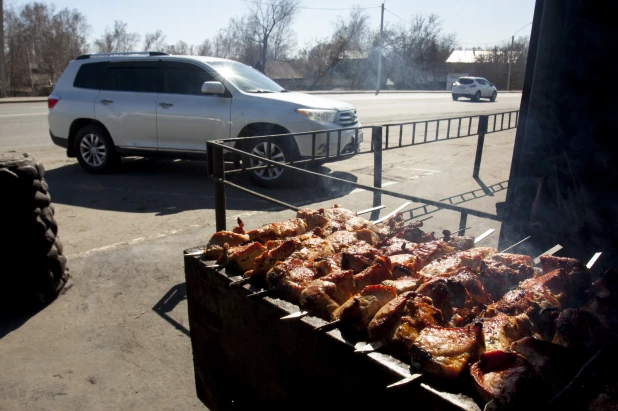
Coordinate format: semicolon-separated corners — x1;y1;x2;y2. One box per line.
191;204;617;410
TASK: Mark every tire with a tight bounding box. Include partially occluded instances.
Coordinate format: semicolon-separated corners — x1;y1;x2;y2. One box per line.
490;91;497;102
244;136;300;188
74;124;119;173
473;91;481;102
452;95;459;101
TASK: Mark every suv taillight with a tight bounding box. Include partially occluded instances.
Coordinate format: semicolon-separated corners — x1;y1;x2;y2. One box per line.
48;94;60;110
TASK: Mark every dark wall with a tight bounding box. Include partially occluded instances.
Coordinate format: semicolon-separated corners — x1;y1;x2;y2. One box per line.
500;0;618;267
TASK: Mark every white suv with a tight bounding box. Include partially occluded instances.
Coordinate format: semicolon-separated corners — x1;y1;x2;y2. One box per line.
451;77;497;102
48;52;362;187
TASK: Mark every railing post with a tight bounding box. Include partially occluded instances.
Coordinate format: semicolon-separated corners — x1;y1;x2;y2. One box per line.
371;126;383;221
473;115;489;178
212;145;227;232
458;212;468;235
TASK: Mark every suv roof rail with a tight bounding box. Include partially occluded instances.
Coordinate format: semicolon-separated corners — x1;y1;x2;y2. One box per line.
75;51;169;60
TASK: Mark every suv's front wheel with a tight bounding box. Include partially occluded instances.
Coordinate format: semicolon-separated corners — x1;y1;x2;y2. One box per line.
245;137;300;188
74;124;119;173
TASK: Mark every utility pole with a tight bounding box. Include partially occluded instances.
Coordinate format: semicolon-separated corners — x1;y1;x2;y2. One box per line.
375;2;384;95
506;35;514;91
1;0;6;98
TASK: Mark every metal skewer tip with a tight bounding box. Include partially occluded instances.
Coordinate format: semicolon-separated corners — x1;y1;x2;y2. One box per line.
206;264;222;269
247;289;271;299
354;341;384;353
533;244;563;265
314;319;342;332
372;201;413;224
184;249;205;256
418;215;434;223
386;374;423;389
586;252;602;269
356;205;386;216
229;277;251;287
280;311;309;320
499;236;531;254
474;228;495;244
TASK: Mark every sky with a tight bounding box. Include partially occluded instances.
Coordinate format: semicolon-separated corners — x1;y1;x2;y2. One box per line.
12;0;537;52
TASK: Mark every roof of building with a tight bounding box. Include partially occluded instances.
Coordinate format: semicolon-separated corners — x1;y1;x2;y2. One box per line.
446;50;493;63
264;60;303;80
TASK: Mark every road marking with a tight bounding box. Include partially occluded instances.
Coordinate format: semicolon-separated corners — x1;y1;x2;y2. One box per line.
0;112;47;118
350;180;398;195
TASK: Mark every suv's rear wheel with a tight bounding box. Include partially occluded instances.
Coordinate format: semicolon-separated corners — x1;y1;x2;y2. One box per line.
490;91;497;102
74;125;119;173
244;137;300;188
473;91;481;102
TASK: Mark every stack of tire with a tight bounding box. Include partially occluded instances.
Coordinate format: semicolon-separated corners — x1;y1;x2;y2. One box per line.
0;154;69;314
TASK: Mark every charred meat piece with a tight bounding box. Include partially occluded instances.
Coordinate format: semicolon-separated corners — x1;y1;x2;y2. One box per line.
375;213;405;238
413;241;455;270
244;239;299;280
208;230;250;248
470;351;539;406
446;235;475;251
418;247;496;282
353;255;393;290
381;277;421;294
321;204;356;221
410;322;484;379
296;208;329;230
299;269;356;320
416;267;493;325
481;313;532;352
552;308;611;354
355;228;381;246
582;268;618;330
368;292;444;354
540;255;592;305
218;242;266;273
325;230;359;252
266;258;320;303
388;254;418;279
479;253;535;299
247;218;308;242
332;285;397;331
288;239;336;263
341;242;382;273
396;221;437;243
380;237;419;257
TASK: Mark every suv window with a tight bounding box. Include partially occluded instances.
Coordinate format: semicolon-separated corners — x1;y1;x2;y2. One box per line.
476;79;486;85
73;62;108;89
458;78;474;85
162;61;215;95
103;61;159;93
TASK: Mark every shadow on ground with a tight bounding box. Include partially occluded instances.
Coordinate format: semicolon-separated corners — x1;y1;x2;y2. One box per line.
44;158;358;216
152;282;190;337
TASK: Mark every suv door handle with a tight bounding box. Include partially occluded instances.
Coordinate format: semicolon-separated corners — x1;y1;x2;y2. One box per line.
159;102;173;108
100;99;113;105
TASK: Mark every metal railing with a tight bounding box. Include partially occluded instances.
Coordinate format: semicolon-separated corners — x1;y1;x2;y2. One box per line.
207;110;519;231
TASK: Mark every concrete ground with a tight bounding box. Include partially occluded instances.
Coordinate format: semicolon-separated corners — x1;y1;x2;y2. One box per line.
0;127;515;411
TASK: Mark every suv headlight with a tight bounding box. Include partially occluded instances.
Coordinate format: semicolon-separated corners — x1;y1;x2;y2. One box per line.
296;108;337;123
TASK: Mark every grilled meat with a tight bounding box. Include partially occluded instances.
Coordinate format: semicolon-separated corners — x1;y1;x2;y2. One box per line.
396;221;437;243
582;268;618;330
218;242;266;272
539;256;592;307
552;308;611;354
367;292;444;353
208;230;250;248
380;237;419;257
299;269;356;320
481;313;533;352
479;253;535;299
247;218;309;242
388;254;418;279
325;230;359;252
266;258;320;303
321;204;356;221
244;238;299;280
470;350;539;405
446;235;475;251
418;247;496;282
332;285;397;331
416;267;493;325
413;240;455;269
341;242;382;273
353;255;393;290
375;213;405;238
381;277;421;294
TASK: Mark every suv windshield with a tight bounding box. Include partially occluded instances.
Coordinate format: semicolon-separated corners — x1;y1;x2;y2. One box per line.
458;78;474;85
208;61;284;93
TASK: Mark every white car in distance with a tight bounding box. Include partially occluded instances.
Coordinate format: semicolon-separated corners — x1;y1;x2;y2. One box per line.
451;77;497;102
47;52;362;187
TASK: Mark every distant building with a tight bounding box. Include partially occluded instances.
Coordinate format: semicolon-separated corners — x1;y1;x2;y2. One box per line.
264;60;304;89
446;49;493;64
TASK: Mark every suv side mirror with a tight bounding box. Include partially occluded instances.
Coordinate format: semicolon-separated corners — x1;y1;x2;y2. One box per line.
202;81;225;95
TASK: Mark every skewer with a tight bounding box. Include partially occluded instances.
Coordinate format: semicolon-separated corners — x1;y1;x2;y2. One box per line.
246;289;272;299
356;205;386;216
372;201;413;224
185;249;207;256
386;373;423;389
473;229;495;244
499;236;531;253
354;341;384;352
533;244;563;265
280;310;309;320
314;319;342;332
586;252;602;269
229;277;251;287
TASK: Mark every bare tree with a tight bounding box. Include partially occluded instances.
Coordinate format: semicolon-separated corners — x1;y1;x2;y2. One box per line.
195;39;213;56
143;29;166;52
165;40;190;55
244;0;299;72
94;20;139;53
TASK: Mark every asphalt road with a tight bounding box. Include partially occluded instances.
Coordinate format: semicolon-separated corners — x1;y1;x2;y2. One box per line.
0;92;522;151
